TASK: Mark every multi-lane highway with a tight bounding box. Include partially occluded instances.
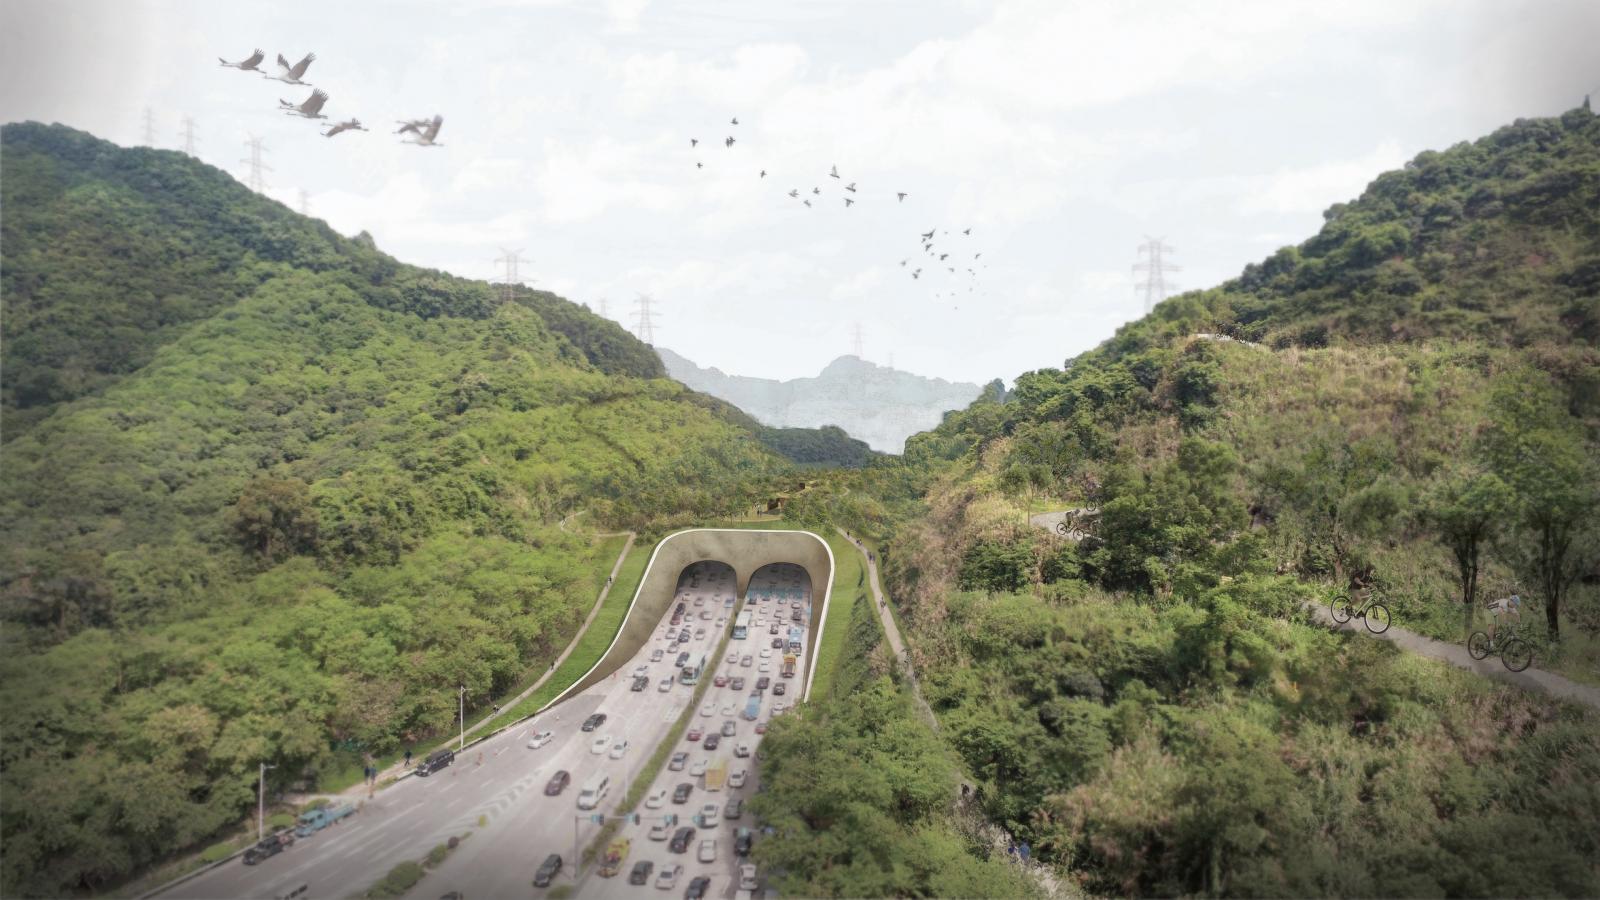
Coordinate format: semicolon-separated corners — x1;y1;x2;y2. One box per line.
162;559;808;900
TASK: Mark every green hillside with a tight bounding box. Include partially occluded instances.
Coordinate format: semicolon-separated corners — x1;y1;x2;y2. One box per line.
0;123;798;896
779;107;1600;896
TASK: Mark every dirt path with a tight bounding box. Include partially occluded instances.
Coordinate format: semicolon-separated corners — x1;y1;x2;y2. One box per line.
1308;602;1600;712
835;528;943;733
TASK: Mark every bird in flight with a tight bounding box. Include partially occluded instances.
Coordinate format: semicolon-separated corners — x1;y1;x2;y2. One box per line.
696;161;703;169
760;170;767;178
219;48;264;70
788;189;799;198
322;118;367;137
829;165;840;179
920;229;936;241
265;52;316;85
812;187;820;195
912;270;921;279
975;253;982;259
844;197;854;207
280;89;330;119
939;253;949;261
725;136;735;147
900;260;908;266
923;243;933;252
399;115;444;146
897;192;907;202
844;182;857;192
731;116;739;125
947;267;955;273
690;138;698;147
803;199;812;207
964;228;972;235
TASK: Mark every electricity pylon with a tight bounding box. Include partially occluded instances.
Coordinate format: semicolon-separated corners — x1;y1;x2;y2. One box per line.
1133;236;1180;314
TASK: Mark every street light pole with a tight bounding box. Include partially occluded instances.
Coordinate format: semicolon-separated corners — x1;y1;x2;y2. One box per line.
257;762;277;842
458;685;467;751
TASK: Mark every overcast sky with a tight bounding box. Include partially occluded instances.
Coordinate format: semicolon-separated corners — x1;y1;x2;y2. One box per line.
3;0;1597;385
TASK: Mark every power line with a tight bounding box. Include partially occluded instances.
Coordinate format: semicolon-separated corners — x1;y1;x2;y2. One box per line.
493;248;528;302
632;294;660;345
239;134;271;193
178;116;199;156
1133;236;1180;315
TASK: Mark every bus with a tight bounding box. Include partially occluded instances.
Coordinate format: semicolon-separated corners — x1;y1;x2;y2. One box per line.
679;654;705;685
786;626;804;654
732;610;752;640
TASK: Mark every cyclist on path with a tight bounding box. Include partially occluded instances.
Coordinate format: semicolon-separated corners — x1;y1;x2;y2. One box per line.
1486;593;1522;643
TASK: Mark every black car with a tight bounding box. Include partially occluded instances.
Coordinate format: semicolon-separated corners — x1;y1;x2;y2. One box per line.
581;713;606;732
544;770;571;795
533;853;562;887
242;833;291;865
416;748;455;776
685;876;711;899
629;860;654;885
673;782;693;804
669;826;696;853
773;681;786;696
631;675;649;692
735;829;753;857
703;734;721;751
675;652;691;668
771;637;784;649
756;677;770;691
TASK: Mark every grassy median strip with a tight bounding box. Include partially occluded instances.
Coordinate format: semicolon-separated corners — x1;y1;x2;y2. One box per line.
581;604;741;868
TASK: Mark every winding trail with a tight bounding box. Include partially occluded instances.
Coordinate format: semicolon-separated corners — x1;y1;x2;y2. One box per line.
836;528;941;732
1029;509;1600;713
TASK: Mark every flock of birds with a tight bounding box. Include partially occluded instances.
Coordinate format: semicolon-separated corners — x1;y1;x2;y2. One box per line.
689;117;989;306
218;48;444;145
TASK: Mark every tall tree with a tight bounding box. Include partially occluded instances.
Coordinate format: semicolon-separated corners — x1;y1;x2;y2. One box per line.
1425;469;1514;638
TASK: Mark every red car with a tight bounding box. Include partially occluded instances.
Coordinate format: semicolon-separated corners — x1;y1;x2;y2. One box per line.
754;722;768;734
686;728;703;742
713;675;728;687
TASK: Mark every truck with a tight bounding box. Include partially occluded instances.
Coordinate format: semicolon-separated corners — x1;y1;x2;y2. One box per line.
781;654;796;679
705;759;729;792
787;626;804;654
597;838;631;878
294;803;356;837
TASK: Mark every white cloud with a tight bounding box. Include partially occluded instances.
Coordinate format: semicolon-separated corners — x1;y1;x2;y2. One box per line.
1239;140;1409;215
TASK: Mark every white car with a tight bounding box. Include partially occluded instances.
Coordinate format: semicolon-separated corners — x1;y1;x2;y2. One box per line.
635;663;650;676
651;648;664;662
694;597;705;606
734;742;751;758
773;703;787;715
720;703;735;717
590;735;610;754
698;838;718;864
758;662;771;673
741;655;753;668
526;730;553;750
729;769;747;788
700;702;715;717
759;648;772;659
655;863;682;889
739;864;759;892
609;739;630;759
648;814;678;840
690;759;708;777
645;788;668;809
658;677;673;692
699;802;719;824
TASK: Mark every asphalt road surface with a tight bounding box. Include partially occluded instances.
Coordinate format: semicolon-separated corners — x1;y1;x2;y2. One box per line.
163;561;770;900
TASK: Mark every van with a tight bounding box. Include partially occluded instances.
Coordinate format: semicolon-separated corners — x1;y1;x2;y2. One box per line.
416;748;454;776
576;774;610;810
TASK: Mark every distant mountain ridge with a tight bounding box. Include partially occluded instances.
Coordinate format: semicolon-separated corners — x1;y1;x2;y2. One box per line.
657;348;984;453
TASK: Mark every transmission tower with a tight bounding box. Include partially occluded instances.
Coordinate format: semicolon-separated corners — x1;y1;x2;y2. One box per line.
178;116;199;156
298;189;310;216
142;107;156;146
851;322;864;359
1133;236;1180;314
597;297;609;319
239;134;271;193
493;248;528;302
631;294;660;345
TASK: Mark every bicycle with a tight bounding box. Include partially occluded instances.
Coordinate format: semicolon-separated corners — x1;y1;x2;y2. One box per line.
1328;591;1391;635
1467;620;1534;673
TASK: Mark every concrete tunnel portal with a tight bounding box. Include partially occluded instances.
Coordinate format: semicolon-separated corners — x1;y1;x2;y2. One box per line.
544;528;836;709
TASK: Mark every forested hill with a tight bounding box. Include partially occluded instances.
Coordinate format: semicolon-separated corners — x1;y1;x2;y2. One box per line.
774;106;1600;897
0;122;795;896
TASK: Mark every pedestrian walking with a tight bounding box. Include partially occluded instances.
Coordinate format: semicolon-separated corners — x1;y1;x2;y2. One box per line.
404;748;412;767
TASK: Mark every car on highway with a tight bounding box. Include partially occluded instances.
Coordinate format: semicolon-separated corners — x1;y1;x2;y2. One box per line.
729;769;747;788
686;875;710;899
725;650;738;665
754;722;768;735
609;739;630;759
241;832;293;865
703;734;720;751
648;813;679;840
544;770;571;795
533;853;562;888
686;727;703;741
629;860;654;886
678;630;692;644
669;751;689;771
769;624;780;634
651;648;664;662
658;677;673;692
734;742;751;758
739;863;759;891
690;759;708;776
740;655;753;667
670;827;696;853
756;677;770;691
631;675;649;691
673;783;693;804
726;798;744;820
773;703;788;716
416;748;455;776
694;627;707;639
700;702;714;717
721;720;736;737
735;828;753;856
526;729;553;749
655;862;683;889
646;787;668;808
713;674;728;687
791;610;802;622
694;597;705;606
758;662;771;673
731;677;745;691
773;682;787;696
720;703;735;717
676;652;691;667
698;802;720;825
759;648;772;659
698;838;718;863
699;610;712;620
590;735;611;754
771;637;784;649
581;713;607;732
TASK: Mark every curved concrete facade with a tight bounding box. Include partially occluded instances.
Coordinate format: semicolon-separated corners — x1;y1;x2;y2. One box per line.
542;529;835;710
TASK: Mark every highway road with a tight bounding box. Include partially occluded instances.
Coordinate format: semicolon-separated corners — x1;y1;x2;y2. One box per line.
162;561;754;900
